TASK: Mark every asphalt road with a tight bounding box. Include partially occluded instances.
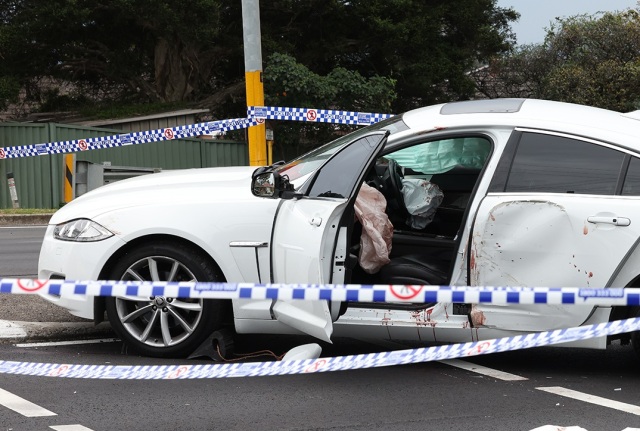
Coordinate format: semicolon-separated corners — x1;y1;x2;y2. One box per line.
0;338;639;431
0;224;89;323
1;224;45;277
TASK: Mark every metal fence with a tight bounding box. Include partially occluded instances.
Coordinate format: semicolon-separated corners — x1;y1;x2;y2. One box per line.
0;122;248;208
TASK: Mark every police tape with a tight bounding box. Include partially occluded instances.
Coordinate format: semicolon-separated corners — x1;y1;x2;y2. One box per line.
1;317;638;380
0;106;394;159
0;117;259;159
2;279;640;306
248;106;393;125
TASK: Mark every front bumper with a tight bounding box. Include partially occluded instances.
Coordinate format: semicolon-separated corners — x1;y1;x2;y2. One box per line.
37;224;127;320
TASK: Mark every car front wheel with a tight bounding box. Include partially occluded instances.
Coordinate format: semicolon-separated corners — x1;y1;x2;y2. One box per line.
105;241;226;358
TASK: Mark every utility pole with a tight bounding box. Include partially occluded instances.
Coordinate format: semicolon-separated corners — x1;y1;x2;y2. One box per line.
242;0;267;167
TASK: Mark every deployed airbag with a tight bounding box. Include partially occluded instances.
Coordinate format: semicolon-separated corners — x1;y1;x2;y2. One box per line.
401;179;444;229
354;183;393;274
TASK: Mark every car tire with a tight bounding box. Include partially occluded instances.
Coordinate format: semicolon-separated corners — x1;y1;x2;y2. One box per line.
105;241;226;358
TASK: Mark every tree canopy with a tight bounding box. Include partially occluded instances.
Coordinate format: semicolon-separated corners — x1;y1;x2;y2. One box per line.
475;9;640;112
0;0;517;155
0;0;233;113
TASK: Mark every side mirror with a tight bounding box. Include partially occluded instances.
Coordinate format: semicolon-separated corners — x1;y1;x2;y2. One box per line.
252;172;277;197
251;169;297;199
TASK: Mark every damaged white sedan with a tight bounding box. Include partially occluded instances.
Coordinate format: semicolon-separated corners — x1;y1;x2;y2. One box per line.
38;98;640;359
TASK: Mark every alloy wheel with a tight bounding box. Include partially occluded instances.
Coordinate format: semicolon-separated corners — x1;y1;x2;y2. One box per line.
114;255;204;348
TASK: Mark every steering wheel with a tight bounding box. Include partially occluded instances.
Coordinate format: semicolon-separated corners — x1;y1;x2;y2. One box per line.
387;159;408;218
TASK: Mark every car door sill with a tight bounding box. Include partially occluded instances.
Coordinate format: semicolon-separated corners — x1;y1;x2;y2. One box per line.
347;301;438;311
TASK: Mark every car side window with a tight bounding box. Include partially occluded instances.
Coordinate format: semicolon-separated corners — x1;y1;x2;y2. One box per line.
505;133;625;195
622;157;640;195
307;134;386;199
372;135;492;237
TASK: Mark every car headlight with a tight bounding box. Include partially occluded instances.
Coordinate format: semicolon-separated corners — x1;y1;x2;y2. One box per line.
53;219;114;242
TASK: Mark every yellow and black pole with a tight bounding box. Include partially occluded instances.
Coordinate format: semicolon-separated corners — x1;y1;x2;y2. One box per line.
63;154;75;203
242;0;267;167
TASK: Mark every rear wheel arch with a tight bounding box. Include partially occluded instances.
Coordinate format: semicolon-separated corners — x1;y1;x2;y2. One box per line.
608;276;640;351
609;274;640;321
608;243;640;322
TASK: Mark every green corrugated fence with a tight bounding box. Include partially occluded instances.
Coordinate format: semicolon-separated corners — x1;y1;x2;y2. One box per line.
0;122;248;209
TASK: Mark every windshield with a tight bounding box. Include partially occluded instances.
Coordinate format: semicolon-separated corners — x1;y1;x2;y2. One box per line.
277;115;407;187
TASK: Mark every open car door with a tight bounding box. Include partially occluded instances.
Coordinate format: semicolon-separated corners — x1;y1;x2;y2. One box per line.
270;131;389;342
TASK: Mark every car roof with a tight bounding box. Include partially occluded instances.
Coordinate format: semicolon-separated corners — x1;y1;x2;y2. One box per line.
400;98;640;151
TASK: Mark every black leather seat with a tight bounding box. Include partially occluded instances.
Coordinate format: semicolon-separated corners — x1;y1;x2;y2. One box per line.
376;254;449;285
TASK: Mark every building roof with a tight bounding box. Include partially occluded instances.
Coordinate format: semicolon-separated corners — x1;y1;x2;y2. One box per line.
73;109;210;127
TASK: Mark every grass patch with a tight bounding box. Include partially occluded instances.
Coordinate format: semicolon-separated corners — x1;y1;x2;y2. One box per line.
0;208;57;215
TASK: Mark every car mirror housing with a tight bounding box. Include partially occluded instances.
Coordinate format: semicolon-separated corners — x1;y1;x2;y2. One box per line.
251;169;297;199
252;172;277;197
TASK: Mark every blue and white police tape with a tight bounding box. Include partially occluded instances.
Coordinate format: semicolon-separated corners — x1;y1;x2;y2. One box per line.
1;316;638;380
0;106;394;159
0;116;259;160
248;106;393;126
2;279;640;306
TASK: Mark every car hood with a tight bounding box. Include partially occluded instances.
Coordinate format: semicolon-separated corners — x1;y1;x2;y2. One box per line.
50;166;259;224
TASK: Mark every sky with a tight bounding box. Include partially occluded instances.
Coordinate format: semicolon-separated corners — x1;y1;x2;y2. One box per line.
496;0;639;45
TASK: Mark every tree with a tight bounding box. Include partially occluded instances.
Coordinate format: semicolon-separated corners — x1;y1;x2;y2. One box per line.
0;0;517;151
264;52;396;158
259;0;518;112
0;0;235;112
476;9;640;112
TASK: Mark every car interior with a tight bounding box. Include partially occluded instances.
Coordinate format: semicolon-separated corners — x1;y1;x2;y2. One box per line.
346;136;492;294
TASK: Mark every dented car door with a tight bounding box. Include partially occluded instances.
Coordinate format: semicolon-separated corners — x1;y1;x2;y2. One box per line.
471;130;640;331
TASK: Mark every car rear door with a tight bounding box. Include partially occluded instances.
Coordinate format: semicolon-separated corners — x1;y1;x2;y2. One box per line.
270;131;389;341
471;129;640;331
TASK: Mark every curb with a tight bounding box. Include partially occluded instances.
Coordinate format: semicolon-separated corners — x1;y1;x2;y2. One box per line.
0;214;113;345
0;320;114;344
0;214;52;226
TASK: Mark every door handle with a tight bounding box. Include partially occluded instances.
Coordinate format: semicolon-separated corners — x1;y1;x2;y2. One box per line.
309;217;323;226
587;216;630;226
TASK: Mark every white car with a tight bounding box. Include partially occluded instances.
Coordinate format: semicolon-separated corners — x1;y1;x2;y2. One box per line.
38;98;640;359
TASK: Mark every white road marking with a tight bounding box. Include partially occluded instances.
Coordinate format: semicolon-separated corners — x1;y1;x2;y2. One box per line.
529;426;587;431
0;320;27;338
0;387;56;417
15;338;119;348
537;386;640;416
50;425;96;431
440;359;528;381
0;225;47;229
529;427;640;431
